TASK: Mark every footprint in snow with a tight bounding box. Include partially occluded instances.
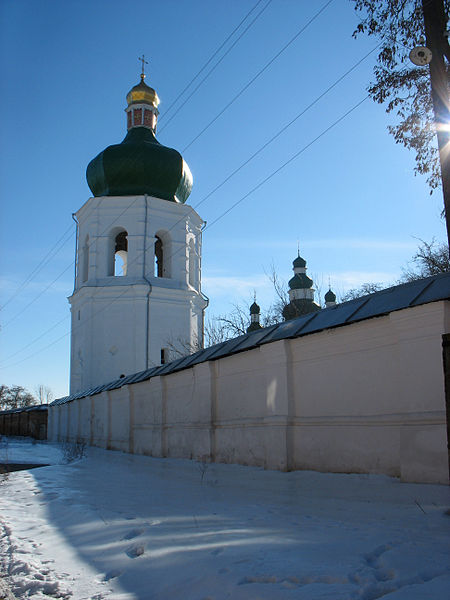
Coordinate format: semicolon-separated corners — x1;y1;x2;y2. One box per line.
104;569;123;581
122;528;145;540
375;568;395;582
282;581;299;590
364;543;392;568
239;575;278;585
126;544;145;558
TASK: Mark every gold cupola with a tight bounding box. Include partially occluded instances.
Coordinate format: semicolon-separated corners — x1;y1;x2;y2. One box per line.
125;56;160;131
126;75;160;109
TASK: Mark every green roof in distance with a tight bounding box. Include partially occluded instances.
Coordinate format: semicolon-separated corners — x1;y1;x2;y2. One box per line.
288;273;313;290
325;289;336;302
293;255;306;268
250;301;260;314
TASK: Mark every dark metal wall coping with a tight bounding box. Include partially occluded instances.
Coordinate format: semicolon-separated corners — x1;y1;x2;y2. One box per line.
0;404;49;415
51;272;450;407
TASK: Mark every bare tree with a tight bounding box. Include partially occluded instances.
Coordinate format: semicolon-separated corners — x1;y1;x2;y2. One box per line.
213;303;249;339
264;265;289;323
35;384;54;405
340;282;385;302
399;238;449;281
0;385;37;411
339;239;449;301
0;385;9;409
163;334;203;361
204;316;233;346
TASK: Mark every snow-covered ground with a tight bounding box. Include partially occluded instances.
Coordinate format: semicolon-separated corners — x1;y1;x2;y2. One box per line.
0;437;449;600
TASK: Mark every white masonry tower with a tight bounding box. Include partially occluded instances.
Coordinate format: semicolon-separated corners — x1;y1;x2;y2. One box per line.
69;63;208;394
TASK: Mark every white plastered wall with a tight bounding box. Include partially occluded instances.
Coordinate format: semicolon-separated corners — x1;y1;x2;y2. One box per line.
51;300;449;484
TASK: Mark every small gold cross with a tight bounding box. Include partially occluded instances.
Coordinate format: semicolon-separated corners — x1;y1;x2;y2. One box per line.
138;54;149;80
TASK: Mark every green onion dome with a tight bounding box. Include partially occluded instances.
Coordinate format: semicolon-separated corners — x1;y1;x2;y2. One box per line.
86;76;193;203
293;255;306;268
250;301;260;315
288;273;313;290
325;289;336;303
86;127;192;202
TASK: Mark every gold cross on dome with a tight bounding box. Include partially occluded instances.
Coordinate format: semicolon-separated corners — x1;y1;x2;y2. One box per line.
139;54;149;80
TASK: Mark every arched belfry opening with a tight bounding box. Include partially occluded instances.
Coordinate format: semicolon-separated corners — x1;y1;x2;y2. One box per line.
154;236;163;277
114;230;128;276
154;231;171;278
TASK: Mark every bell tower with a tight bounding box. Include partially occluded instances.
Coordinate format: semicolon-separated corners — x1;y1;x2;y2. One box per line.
69;65;207;394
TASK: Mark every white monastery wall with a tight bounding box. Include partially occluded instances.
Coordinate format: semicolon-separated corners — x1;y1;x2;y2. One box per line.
108;388;130;453
77;397;91;443
133;377;164;457
165;364;211;460
91;393;108;449
50;301;450;484
67;401;78;442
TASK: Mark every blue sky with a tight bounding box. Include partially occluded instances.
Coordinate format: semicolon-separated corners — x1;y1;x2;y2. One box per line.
0;0;446;399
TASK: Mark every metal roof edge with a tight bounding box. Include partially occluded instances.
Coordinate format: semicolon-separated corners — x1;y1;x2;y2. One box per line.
0;404;49;415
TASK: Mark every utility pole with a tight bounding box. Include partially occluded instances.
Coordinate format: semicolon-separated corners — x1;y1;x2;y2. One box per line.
422;0;450;251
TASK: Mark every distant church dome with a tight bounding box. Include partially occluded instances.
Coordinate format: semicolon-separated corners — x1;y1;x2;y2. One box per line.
86;73;192;203
247;297;262;333
288;272;313;290
282;250;321;321
293;255;306;269
325;289;336;303
288;253;312;290
249;301;260;315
